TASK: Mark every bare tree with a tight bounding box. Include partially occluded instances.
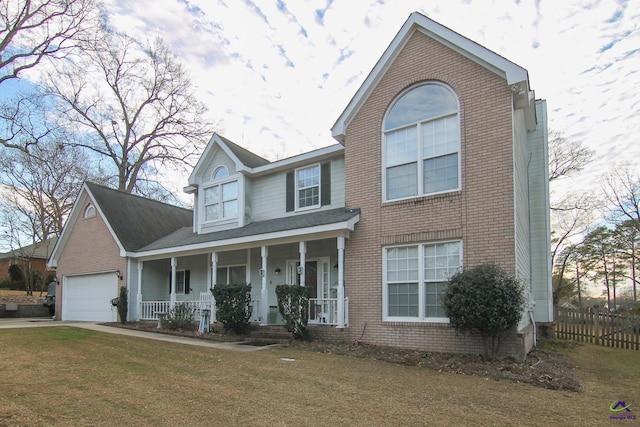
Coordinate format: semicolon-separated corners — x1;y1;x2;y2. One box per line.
548;130;595;183
0;141;99;244
44;29;215;195
602;165;640;230
0;0;99;149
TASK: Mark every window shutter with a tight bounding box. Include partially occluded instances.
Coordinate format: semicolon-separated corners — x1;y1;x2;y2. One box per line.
185;270;191;294
321;162;331;206
286;171;295;212
169;271;172;293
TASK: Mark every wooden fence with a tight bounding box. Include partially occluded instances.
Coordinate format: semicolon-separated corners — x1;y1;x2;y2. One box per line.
555;308;640;350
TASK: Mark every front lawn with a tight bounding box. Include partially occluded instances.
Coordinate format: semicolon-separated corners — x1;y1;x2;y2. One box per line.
0;327;637;426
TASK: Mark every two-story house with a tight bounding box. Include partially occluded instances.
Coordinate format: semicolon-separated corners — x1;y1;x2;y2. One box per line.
48;12;551;359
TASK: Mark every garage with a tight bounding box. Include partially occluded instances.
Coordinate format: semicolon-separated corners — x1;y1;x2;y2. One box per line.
62;273;118;322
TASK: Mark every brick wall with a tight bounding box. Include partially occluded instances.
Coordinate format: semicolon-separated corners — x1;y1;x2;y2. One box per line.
343;30;529;359
54;192;127;319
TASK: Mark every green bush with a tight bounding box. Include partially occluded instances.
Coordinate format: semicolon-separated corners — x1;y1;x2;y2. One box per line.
276;284;310;340
442;263;525;360
8;264;25;289
162;303;196;331
211;283;252;334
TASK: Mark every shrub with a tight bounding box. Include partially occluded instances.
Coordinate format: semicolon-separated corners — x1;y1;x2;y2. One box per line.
211;283;252;334
442;263;526;360
162;303;196;331
8;264;25;289
276;284;310;340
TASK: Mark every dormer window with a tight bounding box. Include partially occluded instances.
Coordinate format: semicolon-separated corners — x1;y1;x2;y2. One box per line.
203;166;238;222
213;166;229;180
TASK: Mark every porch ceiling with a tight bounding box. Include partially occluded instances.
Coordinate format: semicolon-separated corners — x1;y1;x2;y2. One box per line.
130;208;360;258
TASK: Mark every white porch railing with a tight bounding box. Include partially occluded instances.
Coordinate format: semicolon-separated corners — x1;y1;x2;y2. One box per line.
250;299;261;323
307;298;349;326
139;298;348;326
139;300;212;321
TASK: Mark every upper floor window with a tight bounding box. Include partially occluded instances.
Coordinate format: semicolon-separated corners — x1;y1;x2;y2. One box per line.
383;83;460;201
83;203;96;218
297;165;320;209
213;166;229;180
203;166;237;222
286;163;331;212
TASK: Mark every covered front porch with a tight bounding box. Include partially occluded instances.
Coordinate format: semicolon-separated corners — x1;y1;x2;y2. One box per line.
126;208;358;328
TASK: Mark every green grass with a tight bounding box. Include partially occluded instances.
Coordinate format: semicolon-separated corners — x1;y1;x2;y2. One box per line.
0;327;638;426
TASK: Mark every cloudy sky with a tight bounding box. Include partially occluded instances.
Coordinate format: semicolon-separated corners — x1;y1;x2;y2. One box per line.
99;0;639;199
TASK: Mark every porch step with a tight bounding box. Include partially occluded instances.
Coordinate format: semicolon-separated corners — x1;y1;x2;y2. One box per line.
245;325;292;344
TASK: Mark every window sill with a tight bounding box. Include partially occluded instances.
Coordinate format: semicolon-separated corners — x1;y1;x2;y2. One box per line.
382;190;461;209
383;319;450;326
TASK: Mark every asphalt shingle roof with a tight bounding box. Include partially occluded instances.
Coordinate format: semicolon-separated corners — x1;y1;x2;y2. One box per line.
138;207;360;253
219;135;271;168
85;182;193;252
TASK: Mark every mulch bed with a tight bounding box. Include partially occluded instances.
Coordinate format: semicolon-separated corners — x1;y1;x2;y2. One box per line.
105;321;582;392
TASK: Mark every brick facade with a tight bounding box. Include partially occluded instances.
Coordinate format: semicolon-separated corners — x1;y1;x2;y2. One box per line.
342;30;529;358
54;193;127;319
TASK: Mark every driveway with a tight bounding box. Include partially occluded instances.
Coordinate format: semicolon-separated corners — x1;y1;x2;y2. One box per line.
0;318;275;352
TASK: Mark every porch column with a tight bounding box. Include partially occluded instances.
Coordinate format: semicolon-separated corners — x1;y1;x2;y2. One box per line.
337;236;345;328
260;246;268;326
299;241;306;286
137;261;143;321
170;257;177;309
211;252;218;322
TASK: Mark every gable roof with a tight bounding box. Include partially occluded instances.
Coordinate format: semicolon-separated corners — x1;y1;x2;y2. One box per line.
187;134;270;189
332;11;536;141
219;135;271;168
49;183;193;266
84;183;193;252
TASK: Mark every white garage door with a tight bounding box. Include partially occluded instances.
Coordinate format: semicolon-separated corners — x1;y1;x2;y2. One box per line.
62;273;118;322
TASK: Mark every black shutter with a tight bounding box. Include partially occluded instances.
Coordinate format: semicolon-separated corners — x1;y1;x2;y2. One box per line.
185;270;191;294
168;271;172;293
321;162;331;206
286;171;295;212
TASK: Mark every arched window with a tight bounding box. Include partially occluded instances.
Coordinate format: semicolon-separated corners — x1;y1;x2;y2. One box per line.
203;166;237;222
213;166;229;180
383;83;460;201
83;203;96;218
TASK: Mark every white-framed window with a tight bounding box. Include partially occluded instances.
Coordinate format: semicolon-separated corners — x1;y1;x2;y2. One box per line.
83;203;96;218
383;83;460;201
296;164;320;210
170;270;190;295
203;167;238;222
383;240;461;322
216;265;247;285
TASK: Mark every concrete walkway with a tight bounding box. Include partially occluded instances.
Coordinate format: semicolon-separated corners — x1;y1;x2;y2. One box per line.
0;318;278;352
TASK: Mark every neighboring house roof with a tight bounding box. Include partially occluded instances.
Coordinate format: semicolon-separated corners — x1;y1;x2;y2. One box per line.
332;11;536;141
84;182;193;252
133;208;361;257
0;237;58;260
